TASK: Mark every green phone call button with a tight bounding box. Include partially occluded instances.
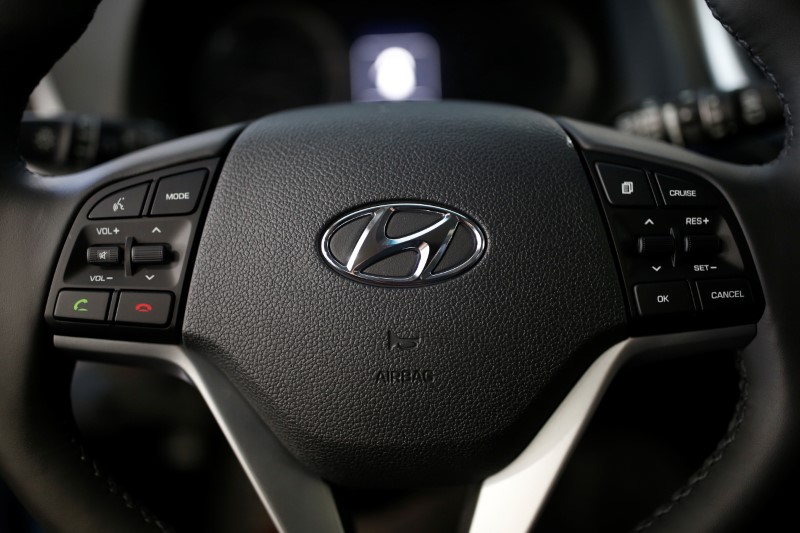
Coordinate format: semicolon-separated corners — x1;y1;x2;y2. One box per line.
54;290;111;322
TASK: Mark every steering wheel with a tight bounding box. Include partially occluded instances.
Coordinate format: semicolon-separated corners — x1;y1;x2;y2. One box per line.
2;0;798;531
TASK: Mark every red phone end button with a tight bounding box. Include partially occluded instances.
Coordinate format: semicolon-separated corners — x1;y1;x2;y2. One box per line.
115;291;173;326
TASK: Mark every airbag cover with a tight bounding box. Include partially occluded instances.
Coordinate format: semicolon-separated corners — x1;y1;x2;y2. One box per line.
183;102;625;486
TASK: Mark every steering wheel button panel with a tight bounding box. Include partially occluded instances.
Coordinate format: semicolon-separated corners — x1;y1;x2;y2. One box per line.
149;169;207;215
696;278;754;311
595;163;655;206
54;290;111;322
46;158;218;341
87;182;149;219
582;153;763;333
114;291;173;325
656;173;717;207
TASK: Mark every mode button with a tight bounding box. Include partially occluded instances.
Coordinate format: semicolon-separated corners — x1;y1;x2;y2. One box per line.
150;169;207;216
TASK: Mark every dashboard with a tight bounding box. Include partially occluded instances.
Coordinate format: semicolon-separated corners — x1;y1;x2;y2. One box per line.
41;0;780;168
127;0;610;133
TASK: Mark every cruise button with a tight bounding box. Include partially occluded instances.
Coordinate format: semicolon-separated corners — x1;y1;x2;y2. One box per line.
696;279;753;311
634;281;694;316
656;173;717;207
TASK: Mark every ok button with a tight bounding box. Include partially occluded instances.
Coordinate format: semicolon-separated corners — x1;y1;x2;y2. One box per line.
634;281;695;316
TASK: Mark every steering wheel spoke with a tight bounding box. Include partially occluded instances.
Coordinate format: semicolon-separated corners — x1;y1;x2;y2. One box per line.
55;337;344;533
468;325;755;533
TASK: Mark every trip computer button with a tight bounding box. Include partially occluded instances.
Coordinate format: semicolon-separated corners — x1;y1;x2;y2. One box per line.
596;163;655;206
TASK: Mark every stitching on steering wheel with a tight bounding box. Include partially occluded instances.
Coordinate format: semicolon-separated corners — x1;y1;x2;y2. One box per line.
70;433;173;532
704;0;794;160
633;355;749;532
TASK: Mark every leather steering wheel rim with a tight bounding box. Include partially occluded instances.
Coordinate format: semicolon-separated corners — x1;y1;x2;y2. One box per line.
1;0;799;532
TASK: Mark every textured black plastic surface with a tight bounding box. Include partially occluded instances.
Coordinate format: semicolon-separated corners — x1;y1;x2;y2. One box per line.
183;102;627;487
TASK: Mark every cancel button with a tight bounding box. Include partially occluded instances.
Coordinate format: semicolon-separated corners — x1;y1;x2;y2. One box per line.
696;278;753;311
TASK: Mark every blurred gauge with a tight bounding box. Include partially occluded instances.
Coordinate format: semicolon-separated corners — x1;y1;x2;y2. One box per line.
443;4;599;117
192;5;349;128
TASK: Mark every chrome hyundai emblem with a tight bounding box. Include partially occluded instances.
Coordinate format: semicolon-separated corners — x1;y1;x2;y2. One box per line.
320;203;485;286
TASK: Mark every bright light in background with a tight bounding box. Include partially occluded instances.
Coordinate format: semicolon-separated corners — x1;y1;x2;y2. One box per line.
373;47;417;100
350;33;441;102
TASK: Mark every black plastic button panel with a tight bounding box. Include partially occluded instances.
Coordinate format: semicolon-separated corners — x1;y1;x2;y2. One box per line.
45;159;219;342
585;155;763;333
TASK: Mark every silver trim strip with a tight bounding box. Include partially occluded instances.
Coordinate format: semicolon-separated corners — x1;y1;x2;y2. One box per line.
54;336;344;533
468;325;755;533
693;0;751;92
29;74;65;116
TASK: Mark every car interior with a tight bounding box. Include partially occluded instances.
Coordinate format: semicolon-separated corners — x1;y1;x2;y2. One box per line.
1;0;798;532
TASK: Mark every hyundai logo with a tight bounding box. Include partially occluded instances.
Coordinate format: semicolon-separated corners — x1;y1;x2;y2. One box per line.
320;203;485;287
